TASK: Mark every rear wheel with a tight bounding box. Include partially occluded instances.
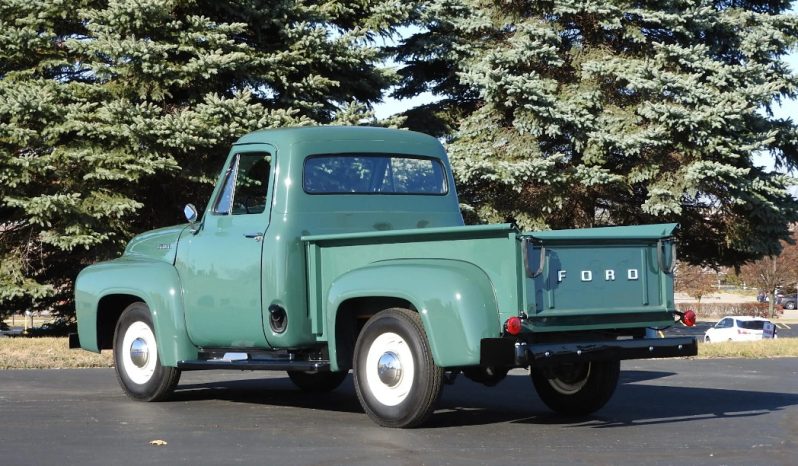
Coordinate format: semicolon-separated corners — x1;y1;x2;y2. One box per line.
287;370;347;392
531;360;620;416
353;308;443;428
786;301;796;310
113;302;180;401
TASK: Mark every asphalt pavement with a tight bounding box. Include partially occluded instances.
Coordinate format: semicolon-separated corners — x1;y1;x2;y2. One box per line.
1;359;797;465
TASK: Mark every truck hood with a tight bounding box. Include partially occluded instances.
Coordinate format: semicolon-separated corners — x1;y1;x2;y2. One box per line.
124;224;189;264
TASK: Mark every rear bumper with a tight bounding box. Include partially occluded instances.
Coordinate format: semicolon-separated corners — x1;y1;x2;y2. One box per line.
480;336;697;368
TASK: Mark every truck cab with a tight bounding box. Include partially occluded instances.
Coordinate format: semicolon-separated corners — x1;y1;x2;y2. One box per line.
173;127;462;350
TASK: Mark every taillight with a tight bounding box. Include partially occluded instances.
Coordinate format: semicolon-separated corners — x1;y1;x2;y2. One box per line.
681;309;696;327
505;316;522;335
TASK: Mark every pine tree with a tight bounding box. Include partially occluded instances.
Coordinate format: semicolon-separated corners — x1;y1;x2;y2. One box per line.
397;0;798;266
0;0;411;320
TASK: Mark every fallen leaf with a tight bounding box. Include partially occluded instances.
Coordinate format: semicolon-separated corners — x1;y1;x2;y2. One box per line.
149;440;168;446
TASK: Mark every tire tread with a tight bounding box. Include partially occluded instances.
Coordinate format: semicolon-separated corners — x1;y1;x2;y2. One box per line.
397;308;444;428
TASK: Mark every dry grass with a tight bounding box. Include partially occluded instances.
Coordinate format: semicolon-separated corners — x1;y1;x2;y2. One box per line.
696;338;798;359
0;337;113;369
2;336;798;369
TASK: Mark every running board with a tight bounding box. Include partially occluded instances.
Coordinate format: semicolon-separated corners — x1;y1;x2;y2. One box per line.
177;359;330;372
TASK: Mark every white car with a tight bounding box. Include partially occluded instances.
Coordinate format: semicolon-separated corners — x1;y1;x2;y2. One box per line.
704;316;777;343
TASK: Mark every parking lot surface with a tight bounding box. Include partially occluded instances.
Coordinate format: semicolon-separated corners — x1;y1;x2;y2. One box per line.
1;358;796;465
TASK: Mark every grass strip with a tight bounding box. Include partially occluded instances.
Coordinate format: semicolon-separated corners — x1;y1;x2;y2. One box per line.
696;338;798;359
0;337;113;369
2;337;798;369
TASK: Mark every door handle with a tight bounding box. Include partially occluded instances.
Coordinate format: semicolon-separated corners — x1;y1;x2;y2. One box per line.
244;232;264;241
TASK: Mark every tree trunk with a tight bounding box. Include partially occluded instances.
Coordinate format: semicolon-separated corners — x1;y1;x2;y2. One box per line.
768;291;776;318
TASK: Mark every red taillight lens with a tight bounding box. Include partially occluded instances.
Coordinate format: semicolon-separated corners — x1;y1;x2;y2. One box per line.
682;310;696;327
505;316;522;335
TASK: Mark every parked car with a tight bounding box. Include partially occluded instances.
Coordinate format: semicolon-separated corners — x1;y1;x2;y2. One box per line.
779;297;797;310
704;316;777;343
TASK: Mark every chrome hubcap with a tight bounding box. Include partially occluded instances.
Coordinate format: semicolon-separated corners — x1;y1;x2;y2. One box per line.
129;337;149;368
377;351;402;387
548;363;591;395
365;332;414;406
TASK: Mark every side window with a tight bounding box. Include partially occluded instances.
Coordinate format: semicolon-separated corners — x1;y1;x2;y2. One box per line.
716;318;732;328
213;152;271;215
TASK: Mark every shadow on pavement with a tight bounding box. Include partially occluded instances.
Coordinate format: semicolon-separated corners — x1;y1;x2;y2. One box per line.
568;382;795;429
169;370;798;429
173;376;364;414
619;370;676;384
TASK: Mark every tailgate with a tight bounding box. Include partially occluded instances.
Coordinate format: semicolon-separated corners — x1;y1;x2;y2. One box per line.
522;223;678;331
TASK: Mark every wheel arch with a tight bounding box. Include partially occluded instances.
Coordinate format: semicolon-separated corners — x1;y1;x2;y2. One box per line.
96;294;141;350
326;259;502;371
333;296;417;372
75;259;198;366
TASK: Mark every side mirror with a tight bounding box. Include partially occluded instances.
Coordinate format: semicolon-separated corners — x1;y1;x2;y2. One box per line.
184;204;198;224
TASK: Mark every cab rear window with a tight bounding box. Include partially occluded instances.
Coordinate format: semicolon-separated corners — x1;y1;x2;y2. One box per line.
303;154;447;195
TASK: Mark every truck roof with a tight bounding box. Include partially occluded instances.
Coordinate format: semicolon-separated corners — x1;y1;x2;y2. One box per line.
234;126;443;156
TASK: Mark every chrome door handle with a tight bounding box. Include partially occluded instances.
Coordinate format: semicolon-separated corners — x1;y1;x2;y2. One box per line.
244;232;264;241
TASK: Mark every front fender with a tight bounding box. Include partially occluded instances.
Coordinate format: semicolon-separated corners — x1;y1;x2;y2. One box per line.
75;258;197;366
327;259;501;369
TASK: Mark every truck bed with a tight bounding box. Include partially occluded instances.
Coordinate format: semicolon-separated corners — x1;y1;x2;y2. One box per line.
303;222;679;336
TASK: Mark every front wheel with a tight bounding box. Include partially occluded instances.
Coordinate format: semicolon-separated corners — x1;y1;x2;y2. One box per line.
113;302;181;401
353;308;443;428
786;301;796;310
531;360;620;416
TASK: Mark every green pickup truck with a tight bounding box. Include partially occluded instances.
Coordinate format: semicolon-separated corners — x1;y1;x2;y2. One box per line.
73;126;697;428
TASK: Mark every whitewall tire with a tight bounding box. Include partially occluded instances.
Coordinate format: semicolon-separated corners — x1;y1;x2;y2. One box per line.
353;308;443;428
113;302;180;401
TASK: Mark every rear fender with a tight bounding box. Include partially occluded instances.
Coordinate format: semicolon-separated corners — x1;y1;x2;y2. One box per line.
75;258;197;366
326;259;501;370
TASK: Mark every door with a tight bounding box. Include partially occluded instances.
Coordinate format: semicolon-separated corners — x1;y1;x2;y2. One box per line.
177;146;274;348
